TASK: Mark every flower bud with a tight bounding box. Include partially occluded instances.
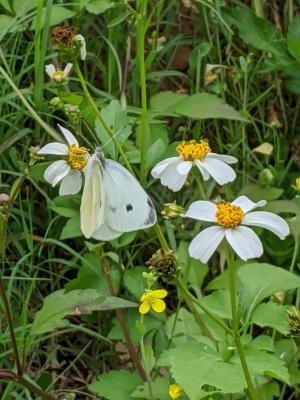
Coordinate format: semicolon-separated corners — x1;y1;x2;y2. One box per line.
162;203;184;220
142;271;157;288
258;168;274;186
292;177;300;192
50;96;64;109
0;193;9;205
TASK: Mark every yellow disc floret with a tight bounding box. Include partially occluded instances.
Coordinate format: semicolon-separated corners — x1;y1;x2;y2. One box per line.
176;140;211;161
215;203;244;228
52;70;66;83
66;144;88;170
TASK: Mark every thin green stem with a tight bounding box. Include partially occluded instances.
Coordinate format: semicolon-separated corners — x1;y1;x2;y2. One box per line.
227;253;257;400
140;316;153;400
73;61;133;173
154;223;169;252
0;65;60;141
136;0;148;185
177;277;232;336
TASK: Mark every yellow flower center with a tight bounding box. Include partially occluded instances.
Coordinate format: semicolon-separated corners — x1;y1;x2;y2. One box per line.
52;70;66;82
66;144;88;170
176;140;211;161
293;177;300;191
215;203;244;228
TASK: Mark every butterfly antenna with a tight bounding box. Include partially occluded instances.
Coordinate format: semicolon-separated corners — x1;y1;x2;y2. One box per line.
83;120;99;146
101;127;123;151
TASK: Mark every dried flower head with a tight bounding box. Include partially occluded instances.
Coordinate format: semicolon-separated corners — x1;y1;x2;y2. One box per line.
288;306;300;338
51;26;86;60
146;248;178;283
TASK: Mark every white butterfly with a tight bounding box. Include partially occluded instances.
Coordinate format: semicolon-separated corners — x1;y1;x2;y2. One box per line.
80;149;157;240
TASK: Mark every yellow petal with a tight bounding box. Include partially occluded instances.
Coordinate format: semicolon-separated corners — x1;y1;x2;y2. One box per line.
139;301;150;315
140;293;148;302
151;298;166;313
169;384;184;399
150;289;168;299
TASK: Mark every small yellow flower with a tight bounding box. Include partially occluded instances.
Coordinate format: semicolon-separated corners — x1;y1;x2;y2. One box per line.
292;177;300;192
139;289;167;315
169;384;184;399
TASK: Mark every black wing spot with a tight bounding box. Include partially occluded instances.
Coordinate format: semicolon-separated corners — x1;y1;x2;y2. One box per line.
109;206;117;213
126;204;134;212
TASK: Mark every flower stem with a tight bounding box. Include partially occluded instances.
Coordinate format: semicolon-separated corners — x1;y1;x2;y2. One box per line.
0;65;61;142
139;316;153;400
73;61;133;174
101;257;146;380
136;0;148;185
227;253;257;399
177;277;232;336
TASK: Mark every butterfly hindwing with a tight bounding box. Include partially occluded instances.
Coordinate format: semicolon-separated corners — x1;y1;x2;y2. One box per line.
102;159;157;233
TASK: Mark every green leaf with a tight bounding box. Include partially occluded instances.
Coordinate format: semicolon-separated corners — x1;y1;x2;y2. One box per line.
86;0;115;15
131;377;170;399
239;184;283;201
287;16;300;62
145;138;166;168
31;6;75;30
123;266;147;300
150;91;247;121
0;128;31;153
88;370;142;400
28;162;52;182
95;100;132;159
50;195;80;218
31;289;136;335
144;344;155;375
251;303;289;334
178;241;208;288
200;290;231;319
207;263;300;310
160;343;245;399
65;252;120;293
60;215;82;240
223;7;288;57
13;0;38;14
241;349;290;384
108;309;163;345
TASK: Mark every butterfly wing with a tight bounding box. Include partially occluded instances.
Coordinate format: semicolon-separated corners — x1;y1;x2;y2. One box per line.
80;155;105;238
102;159;157;233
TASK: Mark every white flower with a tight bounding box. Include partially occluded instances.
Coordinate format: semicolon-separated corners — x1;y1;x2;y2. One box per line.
151;140;237;191
45;63;73;83
184;195;289;263
37;125;89;196
75;34;86;60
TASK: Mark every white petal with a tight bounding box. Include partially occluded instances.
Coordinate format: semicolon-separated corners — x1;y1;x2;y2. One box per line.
232;196;266;213
194;160;210;181
225;226;263;261
184;200;217;222
176;161;193;175
92;219;123;241
44;160;70;187
151;157;180;177
152;158;189;192
58;124;79;147
189;226;225;263
45;64;55;77
242;211;289;240
76;34;86;60
206;152;238;164
59;169;82;195
38;142;69;155
63;63;73;77
199;157;236;185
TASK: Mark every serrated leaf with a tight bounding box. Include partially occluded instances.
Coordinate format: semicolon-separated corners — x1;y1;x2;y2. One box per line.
251;303;289;334
31;289;136;335
131;377;169;399
88;370;142;400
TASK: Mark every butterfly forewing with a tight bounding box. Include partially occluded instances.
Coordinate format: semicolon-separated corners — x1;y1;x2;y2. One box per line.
80;156;105;238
